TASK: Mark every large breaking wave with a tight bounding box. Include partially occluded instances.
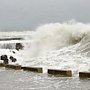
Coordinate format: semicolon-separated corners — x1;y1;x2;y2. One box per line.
0;21;90;76
29;22;90;57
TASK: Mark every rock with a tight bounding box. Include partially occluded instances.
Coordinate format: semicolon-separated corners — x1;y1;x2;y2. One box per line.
1;55;8;64
12;51;15;54
16;43;23;51
9;56;17;62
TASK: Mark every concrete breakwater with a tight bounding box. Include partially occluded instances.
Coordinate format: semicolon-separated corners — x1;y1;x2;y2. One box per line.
0;37;23;41
48;69;72;77
79;72;90;78
0;37;24;50
21;66;43;73
0;63;90;78
5;64;21;70
0;63;43;73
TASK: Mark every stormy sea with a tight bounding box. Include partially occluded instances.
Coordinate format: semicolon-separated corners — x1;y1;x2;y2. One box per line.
0;22;90;90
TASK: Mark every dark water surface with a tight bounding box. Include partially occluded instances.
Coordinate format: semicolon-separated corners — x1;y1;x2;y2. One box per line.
0;68;90;90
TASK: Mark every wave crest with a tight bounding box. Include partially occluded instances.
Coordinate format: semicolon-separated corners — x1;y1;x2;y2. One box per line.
29;22;90;57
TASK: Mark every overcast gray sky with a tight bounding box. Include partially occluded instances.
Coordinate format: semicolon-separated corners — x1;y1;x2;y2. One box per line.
0;0;90;31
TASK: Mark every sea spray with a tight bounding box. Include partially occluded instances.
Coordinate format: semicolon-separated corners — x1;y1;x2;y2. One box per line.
29;22;90;57
0;22;90;76
20;22;90;75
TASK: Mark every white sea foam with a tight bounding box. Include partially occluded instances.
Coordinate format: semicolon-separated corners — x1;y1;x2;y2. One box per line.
0;22;90;76
28;22;90;57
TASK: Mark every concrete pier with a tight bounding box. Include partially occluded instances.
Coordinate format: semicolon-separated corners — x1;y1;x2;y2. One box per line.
21;67;43;73
79;72;90;78
48;69;72;77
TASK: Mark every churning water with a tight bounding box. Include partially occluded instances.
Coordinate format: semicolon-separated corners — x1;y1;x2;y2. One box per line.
0;22;90;89
0;22;90;75
16;22;90;75
0;69;90;90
